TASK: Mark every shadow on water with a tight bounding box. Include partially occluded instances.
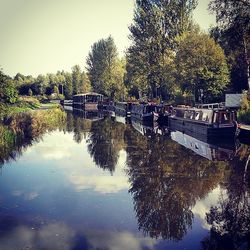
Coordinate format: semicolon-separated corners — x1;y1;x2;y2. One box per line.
0;109;250;249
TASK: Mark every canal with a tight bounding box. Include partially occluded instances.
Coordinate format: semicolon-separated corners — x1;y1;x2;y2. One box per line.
0;109;249;250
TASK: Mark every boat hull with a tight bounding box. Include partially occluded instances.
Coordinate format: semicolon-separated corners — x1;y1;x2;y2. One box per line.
169;116;237;140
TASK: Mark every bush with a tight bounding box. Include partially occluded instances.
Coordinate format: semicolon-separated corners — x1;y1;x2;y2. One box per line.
238;92;250;124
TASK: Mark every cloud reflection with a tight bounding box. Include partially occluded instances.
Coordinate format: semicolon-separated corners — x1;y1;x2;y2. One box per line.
192;186;226;229
0;221;158;250
0;222;75;250
11;190;39;201
84;230;157;250
69;174;129;193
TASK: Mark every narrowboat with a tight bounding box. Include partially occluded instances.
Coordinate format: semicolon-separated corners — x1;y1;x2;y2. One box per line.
156;104;172;125
168;106;238;140
131;103;158;124
114;101;132;117
73;92;103;111
60;99;73;106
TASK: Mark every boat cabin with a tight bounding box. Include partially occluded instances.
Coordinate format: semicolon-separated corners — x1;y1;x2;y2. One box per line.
73;92;103;111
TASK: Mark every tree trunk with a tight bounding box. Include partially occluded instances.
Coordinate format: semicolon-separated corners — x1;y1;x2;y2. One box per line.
243;35;250;92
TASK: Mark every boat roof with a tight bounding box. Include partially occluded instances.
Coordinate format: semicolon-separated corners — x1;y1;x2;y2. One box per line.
73;92;103;96
174;106;232;112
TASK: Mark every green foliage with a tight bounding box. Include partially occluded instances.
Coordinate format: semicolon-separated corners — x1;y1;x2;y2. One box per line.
80;71;92;93
126;0;197;100
175;29;230;103
209;0;250;92
0;70;18;104
238;92;250;124
72;65;82;95
86;36;126;100
63;71;73;99
0;108;66;164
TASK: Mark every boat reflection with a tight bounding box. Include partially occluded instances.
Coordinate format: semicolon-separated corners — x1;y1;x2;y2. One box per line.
72;108;104;121
171;130;238;161
114;114;131;125
131;119;169;137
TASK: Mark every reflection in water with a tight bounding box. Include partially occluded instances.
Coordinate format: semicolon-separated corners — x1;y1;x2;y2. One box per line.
87;117;127;173
0;109;249;249
0;221;75;250
125;127;230;241
171;131;238;161
203;153;250;250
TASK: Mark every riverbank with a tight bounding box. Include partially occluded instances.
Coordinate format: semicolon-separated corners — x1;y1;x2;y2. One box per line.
0;107;66;165
0;96;61;120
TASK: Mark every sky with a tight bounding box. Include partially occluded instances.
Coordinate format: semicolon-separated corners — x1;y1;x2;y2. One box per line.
0;0;216;77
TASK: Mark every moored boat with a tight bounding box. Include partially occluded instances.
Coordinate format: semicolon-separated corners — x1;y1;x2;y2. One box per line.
73;92;103;111
168;106;238;140
156;104;172;125
114;101;132;117
131;103;158;124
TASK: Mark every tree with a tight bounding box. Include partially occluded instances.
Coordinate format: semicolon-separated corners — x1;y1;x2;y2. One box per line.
86;36;126;100
72;65;82;95
0;69;18;104
80;71;92;93
175;28;229;103
34;74;49;95
53;85;59;95
209;0;250;92
126;0;197;100
63;72;73;99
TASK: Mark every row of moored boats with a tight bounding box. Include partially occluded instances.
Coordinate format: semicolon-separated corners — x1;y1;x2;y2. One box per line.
60;92;249;141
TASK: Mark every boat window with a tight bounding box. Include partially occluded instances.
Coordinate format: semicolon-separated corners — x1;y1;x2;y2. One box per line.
202;112;209;122
220;112;231;124
213;112;218;123
195;112;200;120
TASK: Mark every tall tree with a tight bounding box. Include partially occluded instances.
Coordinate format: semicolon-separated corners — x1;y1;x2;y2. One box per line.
72;65;82;95
209;0;250;92
62;71;73;99
127;0;197;100
80;71;92;93
86;36;126;100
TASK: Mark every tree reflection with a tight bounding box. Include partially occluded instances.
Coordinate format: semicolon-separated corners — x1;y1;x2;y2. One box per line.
87;117;126;173
64;111;92;144
203;145;250;250
125;128;229;241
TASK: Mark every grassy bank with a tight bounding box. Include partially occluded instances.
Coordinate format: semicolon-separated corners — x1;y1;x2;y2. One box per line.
0;107;66;165
0;96;62;120
0;96;41;119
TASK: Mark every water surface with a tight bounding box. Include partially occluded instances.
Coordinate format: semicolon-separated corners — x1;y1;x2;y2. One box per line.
0;110;249;250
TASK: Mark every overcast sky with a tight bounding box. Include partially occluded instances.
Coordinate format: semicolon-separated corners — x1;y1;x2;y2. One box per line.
0;0;216;77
